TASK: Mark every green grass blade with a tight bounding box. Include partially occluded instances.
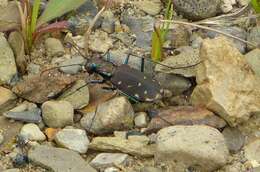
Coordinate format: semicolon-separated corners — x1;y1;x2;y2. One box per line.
251;0;260;13
37;0;85;26
31;0;41;32
151;29;163;62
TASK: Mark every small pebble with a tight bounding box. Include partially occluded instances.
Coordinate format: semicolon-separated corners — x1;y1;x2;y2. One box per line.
134;112;148;128
54;128;89;154
90;153;130;170
45;38;65;57
42;100;74;128
20;123;46;141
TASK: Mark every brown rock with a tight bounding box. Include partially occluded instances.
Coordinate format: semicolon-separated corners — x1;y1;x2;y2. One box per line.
12;70;76;103
191;37;260;126
145;106;226;134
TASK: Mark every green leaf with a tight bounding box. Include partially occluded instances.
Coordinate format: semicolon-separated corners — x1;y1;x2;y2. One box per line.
251;0;260;13
37;0;86;26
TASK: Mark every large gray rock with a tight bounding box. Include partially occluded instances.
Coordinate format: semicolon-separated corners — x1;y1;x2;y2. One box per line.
173;0;220;20
42;100;74;128
80;97;134;134
155;125;229;172
54;128;89;154
191;37;260;126
28;145;97;172
0;33;17;85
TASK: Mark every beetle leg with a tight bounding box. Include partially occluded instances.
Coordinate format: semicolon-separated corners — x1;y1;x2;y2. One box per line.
123;54;130;65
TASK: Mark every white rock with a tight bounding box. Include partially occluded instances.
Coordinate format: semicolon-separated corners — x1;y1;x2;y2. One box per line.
20;123;46;141
55;128;89;154
90;153;130;170
134;112;148;128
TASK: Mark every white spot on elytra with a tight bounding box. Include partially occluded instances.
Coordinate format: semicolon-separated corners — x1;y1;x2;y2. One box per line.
144;90;148;95
118;81;122;85
134;94;139;98
138;83;142;86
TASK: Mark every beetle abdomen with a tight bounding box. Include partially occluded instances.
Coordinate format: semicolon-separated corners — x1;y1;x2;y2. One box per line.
111;64;162;102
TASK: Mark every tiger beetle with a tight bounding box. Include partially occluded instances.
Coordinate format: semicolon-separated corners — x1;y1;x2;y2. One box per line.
45;42;201;103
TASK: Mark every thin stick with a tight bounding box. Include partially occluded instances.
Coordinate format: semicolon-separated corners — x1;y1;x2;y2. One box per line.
161;19;257;48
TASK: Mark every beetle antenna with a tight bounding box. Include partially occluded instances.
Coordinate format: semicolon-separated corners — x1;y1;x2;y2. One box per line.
40;63;86;76
128;52;202;70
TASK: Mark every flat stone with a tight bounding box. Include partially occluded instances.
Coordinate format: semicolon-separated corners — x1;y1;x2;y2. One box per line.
4;107;42;123
42;100;74;128
155;46;200;77
89;137;154;157
12;70;76;104
54;128;89;154
0;87;17;114
155;125;229;172
59;56;86;74
90;153;130;170
20;123;45;141
80;97;134;135
58;80;89;109
191;37;260;126
0;33;17;85
145;106;226;134
28;145;97;172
